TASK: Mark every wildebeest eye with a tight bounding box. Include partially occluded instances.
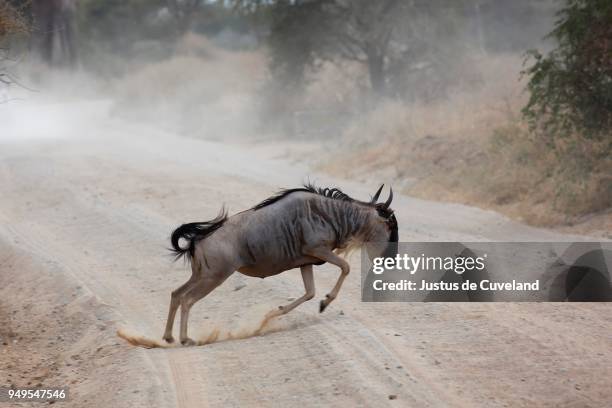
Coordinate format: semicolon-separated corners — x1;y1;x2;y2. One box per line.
375;205;394;219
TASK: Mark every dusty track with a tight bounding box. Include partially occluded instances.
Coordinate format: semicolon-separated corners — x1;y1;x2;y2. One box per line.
0;101;610;407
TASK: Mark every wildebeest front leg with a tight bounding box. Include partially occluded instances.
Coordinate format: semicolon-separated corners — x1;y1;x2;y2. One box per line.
277;264;315;315
305;247;350;313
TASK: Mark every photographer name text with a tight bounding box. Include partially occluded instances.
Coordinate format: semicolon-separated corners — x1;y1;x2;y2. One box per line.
372;279;540;291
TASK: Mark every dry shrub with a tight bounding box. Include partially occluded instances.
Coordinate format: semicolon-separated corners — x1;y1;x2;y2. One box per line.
319;53;611;227
322;55;525;175
301;60;368;111
342;54;524;141
0;2;28;38
459;124;611;225
112;33;266;139
1;1;28;95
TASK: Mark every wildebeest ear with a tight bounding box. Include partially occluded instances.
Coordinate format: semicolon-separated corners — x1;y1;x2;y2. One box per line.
382;187;393;209
370;184;384;203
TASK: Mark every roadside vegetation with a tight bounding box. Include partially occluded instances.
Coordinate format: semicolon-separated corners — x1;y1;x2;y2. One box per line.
309;0;611;229
0;1;28;92
5;0;610;231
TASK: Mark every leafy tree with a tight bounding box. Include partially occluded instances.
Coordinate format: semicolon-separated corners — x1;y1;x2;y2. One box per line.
266;0;331;89
0;1;28;90
78;0;167;54
266;0;404;97
260;0;505;100
166;0;202;34
522;0;612;142
236;0;558;102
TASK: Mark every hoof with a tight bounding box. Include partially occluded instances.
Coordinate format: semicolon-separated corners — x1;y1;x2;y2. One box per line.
181;338;196;346
163;335;175;344
265;308;283;319
319;300;328;313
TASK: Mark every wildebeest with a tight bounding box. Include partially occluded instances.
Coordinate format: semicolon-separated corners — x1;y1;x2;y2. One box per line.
164;183;397;345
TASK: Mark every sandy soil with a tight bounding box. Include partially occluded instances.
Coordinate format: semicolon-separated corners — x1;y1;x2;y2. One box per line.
1;101;611;407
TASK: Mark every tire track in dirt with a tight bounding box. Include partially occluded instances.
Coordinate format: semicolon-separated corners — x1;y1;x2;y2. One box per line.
0;158;204;407
4;231;214;408
0;153;442;407
0;214;175;407
0;212;179;406
2;119;610;407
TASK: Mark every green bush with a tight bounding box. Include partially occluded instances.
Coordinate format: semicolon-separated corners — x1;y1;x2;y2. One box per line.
522;0;612;143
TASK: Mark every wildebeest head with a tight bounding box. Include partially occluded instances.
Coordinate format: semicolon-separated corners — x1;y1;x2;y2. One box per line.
368;185;398;258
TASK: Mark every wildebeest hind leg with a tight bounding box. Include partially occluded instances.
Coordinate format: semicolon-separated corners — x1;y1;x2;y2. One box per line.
179;269;234;346
163;276;196;343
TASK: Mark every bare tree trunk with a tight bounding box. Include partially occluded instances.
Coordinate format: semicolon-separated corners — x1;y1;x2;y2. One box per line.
474;2;487;55
31;0;77;67
31;0;56;64
58;0;77;67
367;51;386;96
166;0;199;36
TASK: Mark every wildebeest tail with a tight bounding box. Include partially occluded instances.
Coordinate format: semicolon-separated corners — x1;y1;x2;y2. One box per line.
170;208;228;261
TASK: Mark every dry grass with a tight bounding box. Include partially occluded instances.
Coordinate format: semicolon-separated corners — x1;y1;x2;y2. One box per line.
416;123;611;226
1;2;29;93
112;33;266;139
301;60;368;111
318;53;611;230
0;2;28;38
111;39;610;231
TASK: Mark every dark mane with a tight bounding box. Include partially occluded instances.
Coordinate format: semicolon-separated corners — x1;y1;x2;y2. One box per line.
252;183;366;211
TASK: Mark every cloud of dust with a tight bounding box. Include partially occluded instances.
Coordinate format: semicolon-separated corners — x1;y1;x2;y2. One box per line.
0;97;112;140
109;33;267;141
0;58;114;141
116;304;296;349
1;33;266;143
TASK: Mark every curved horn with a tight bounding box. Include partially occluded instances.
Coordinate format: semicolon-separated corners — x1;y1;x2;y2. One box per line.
370;184;384;203
383;187;393;209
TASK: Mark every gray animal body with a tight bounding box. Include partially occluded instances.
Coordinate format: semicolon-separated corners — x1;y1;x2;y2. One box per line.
164;184;397;346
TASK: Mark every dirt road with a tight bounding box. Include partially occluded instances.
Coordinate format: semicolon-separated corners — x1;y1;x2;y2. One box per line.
1;101;610;407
